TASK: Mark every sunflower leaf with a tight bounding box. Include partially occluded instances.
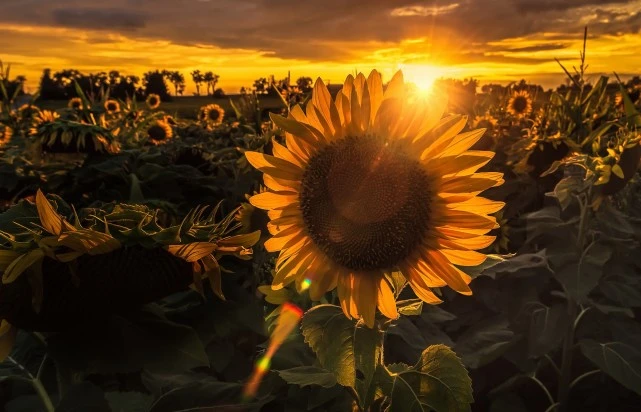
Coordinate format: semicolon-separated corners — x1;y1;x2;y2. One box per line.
301;304;356;388
277;366;337;388
388;344;473;412
579;339;641;396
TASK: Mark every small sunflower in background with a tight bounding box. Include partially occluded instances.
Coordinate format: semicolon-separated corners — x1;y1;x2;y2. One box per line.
146;94;161;110
0;124;12;147
68;97;84;110
507;90;533;117
246;70;504;327
104;99;121;114
201;103;225;127
145;120;173;145
31;110;59;128
17;104;40;120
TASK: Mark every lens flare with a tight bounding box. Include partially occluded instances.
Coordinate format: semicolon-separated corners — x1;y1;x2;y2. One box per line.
243;302;304;400
301;278;312;291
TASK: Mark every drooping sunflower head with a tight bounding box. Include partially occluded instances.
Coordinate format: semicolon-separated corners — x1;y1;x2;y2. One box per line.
33;110;60;126
68;98;84;110
145;120;173;145
104;99;121;114
507;90;533;117
201;103;225;126
146;94;161;110
246;70;504;327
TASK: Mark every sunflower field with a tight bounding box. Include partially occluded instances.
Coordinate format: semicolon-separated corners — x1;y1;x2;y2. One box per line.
1;38;641;412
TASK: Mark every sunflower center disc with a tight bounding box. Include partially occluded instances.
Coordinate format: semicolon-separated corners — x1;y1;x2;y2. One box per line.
512;96;528;113
208;110;220;121
300;136;431;271
148;125;167;140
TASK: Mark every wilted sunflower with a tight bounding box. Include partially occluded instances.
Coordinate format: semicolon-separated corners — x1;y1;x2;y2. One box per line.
29;110;60;136
507;90;533;117
202;103;225;126
145;120;173;145
246;70;504;327
146;94;161;110
68;98;84;110
104;99;121;114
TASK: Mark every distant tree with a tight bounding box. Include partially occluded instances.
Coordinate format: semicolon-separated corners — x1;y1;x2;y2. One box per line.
253;77;269;94
296;76;313;93
112;74;140;100
38;69;64;99
203;72;220;96
143;70;171;101
213;88;225;98
163;70;185;96
191;70;204;96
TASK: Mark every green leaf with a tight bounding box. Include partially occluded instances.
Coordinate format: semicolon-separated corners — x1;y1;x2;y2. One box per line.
527;303;568;357
388;344;473;412
148;380;259;412
56;382;111;412
453;316;515;369
478;250;550;279
555;243;612;303
397;299;424;316
277;366;337;388
600;274;641;307
579;339;641;396
301;304;356;388
300;304;384;409
105;391;154;412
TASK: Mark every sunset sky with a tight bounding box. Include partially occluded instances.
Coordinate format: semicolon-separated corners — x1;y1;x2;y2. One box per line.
1;0;641;94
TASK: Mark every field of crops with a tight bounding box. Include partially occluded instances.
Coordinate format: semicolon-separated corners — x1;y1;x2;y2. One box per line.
1;51;641;412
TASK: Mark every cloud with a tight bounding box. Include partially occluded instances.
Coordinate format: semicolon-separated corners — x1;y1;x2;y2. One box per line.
390;3;459;17
51;7;147;30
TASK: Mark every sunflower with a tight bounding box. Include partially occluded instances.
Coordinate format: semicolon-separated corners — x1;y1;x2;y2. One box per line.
17;104;40;120
507;90;533;117
146;94;161;110
29;110;60;136
145;120;173;145
0;124;12;147
68;98;84;110
245;70;504;327
235;190;270;237
104;99;121;114
201;103;225;126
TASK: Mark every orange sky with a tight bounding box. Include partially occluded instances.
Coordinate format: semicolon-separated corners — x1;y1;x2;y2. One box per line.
1;0;641;94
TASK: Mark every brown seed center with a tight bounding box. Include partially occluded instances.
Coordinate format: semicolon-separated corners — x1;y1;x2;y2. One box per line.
300;136;431;271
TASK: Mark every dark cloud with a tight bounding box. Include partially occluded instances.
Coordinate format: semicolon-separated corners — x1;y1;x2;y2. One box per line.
0;0;639;62
512;0;628;13
51;8;147;30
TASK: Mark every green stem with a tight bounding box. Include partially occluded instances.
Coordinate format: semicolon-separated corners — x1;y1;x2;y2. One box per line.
557;299;577;412
570;370;601;390
32;377;55;412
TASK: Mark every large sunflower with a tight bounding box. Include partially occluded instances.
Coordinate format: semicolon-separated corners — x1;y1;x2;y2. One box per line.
146;94;161;110
145;120;173;145
507;90;533;117
245;70;504;327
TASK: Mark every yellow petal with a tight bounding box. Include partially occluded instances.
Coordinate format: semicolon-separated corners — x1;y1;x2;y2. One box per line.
249;191;298;210
377;276;398;319
425;249;472;295
244;151;303;181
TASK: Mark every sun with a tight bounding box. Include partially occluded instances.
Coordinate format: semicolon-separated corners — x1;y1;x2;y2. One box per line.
399;64;446;94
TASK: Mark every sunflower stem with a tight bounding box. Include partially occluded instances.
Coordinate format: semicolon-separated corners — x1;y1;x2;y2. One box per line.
557;188;592;412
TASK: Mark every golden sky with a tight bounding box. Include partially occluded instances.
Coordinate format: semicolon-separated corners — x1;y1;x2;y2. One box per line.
1;0;641;94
